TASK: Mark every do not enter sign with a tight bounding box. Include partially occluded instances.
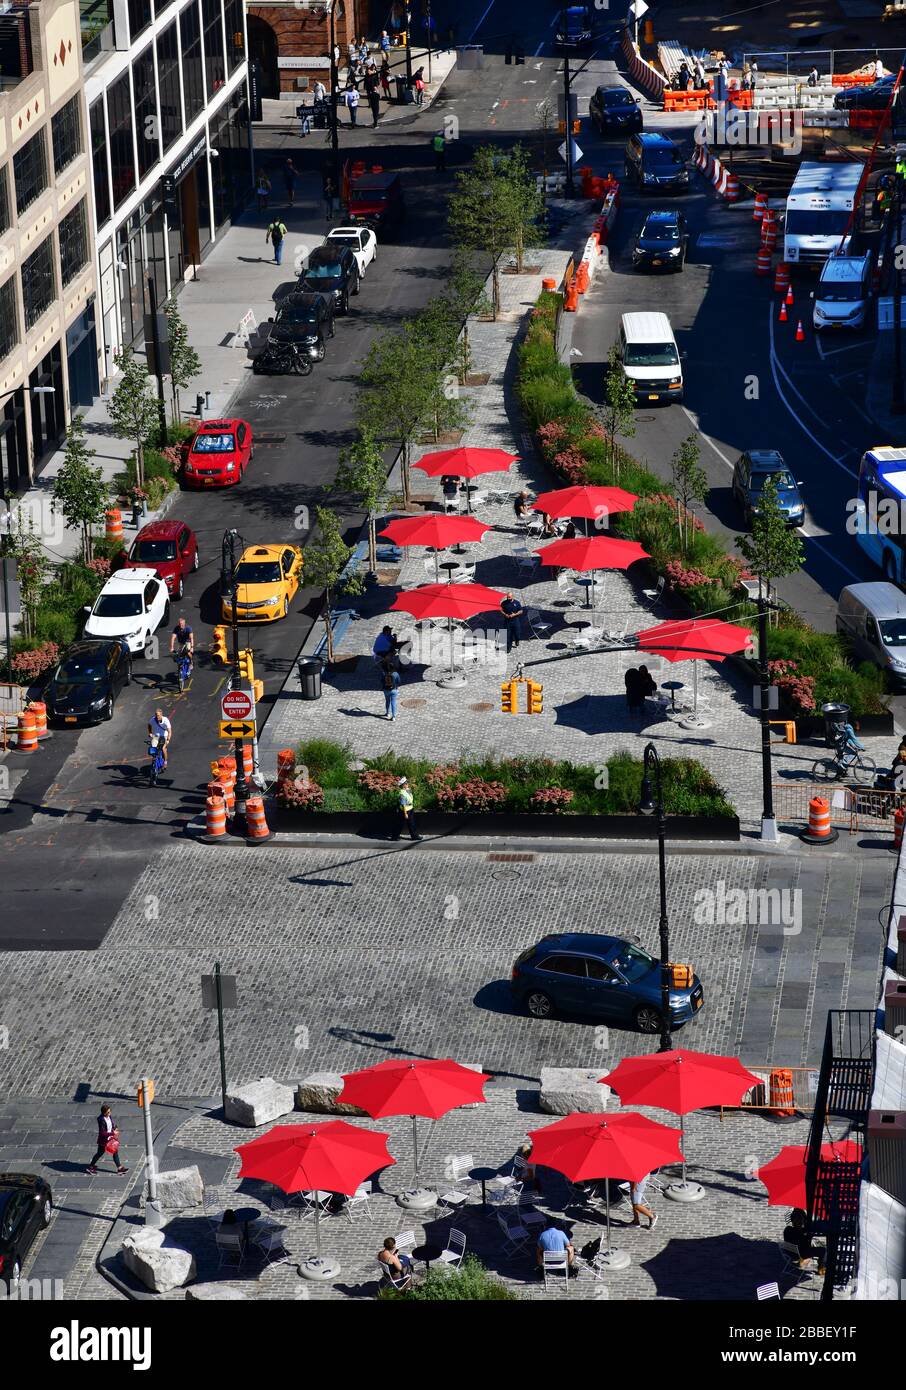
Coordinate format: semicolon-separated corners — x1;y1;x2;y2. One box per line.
222;689;253;721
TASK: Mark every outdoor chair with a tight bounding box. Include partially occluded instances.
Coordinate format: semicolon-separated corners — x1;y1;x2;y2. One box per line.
344;1181;374;1223
525;607;552;639
516;1201;547;1234
779;1240;817;1282
297;1190;333;1219
450;562;476;583
215;1228;245;1272
757;1282;781;1300
542;1248;571;1294
642;576;666;606
497;1209;531;1256
436;1228;467;1271
394;1229;416;1254
377;1258;412;1293
487;1177;520;1209
436;1182;471;1218
249;1219;291;1270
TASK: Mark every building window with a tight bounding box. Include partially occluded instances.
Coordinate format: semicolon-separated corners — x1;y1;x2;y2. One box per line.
21;234;56;329
59;199;89;287
222;0;243;74
89;100;111;228
0;276;18;363
128;0;151;42
157;22;183;153
51;95;83;178
133;46;159;180
107;74;136;211
13;130;48;218
0;165;10;237
202;0;225;96
180;1;204;125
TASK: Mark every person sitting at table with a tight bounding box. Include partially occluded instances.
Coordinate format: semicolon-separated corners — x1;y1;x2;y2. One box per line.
516;1141;543;1194
513;489;532;520
637;665;658;702
784;1208;825;1271
378;1236;413;1287
536;1219;577;1276
541;510;557;537
561;520;577;540
441;474;460;511
372;625;410;662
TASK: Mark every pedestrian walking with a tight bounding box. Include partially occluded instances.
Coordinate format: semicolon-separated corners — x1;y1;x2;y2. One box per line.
500;591;524;652
380;28;390;54
630;1175;658;1230
693;58;706;89
807;65;819;87
380;54;392;99
875;56;885;81
283;157;298;205
255;171;271;212
322;168;338;220
432;130;447;171
358;37;369;66
313;78;327;104
87;1104;128;1175
345;85;359;125
390;775;422;841
624;666;644;720
677;60;690;92
380;658;400;720
369;89;381;128
266;217;288;264
413;66;425;105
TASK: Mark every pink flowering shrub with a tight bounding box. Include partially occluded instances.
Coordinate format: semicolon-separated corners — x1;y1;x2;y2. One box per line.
278;777;325;809
425;763;459;788
11;642;59;682
357;768;400;795
85;557;111;580
530;786;575;812
768;659;816;713
552;447;589;485
434;779;508;812
665;560;716;591
535;421;569;460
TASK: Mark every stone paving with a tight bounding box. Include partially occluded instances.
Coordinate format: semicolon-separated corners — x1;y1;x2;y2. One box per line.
100;1093;833;1302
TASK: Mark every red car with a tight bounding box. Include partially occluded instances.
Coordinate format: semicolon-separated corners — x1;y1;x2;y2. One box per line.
182;418;253;487
123;520;199;599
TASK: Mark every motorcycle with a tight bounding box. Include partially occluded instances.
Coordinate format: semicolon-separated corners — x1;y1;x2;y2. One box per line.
253;340;314;376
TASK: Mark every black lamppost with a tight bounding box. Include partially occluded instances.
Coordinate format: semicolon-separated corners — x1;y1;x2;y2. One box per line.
405;6;413;85
639;742;672;1055
559;7;574;197
326;0;341;198
221;527;249;833
892;165;905;415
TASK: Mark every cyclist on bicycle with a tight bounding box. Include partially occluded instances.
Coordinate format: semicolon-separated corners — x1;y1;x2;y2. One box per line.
148;708;172;769
170;615;194;680
836;722;865;766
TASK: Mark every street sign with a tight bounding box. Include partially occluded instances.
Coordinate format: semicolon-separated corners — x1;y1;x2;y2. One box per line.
558;138;583;165
222;688;253;721
219;719;256;739
629;0;649;16
201;974;238;1009
137;1079;155;1107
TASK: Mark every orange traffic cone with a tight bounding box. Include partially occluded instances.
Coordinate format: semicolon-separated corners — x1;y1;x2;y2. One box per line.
785;285;794;307
795;319;805;342
779;301;788;322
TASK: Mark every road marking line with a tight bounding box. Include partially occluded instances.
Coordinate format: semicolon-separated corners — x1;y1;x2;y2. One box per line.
469;0;499;42
768;306;856;478
815;338;867;358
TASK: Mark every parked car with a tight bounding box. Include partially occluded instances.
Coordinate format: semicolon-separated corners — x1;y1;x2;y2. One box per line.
326;225;378;277
631;208;689;272
220;543;304;623
83;568;169;656
589;84;643;135
346;171;404;237
182;418;253;488
732;449;805;527
123;520;198;599
272;291;335;361
0;1174;53;1290
42;639;132;725
624;131;689;192
833;75;895;110
298;245;360;314
511;933;704;1032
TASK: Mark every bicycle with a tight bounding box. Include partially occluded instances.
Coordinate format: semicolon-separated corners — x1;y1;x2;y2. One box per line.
174;646;193;692
811;741;876;786
148;737;166;786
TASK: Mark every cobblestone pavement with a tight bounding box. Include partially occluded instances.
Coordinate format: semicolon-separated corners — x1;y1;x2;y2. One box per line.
99;1095;831;1302
0;843;891;1100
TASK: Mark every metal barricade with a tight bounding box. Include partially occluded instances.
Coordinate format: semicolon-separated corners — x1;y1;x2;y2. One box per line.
771;782;900;835
720;1065;819;1120
0;683;28;750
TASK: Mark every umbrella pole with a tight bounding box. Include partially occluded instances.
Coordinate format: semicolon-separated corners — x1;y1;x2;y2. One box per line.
598;1183;630;1269
448;617;455;681
664;1112;706;1203
693;663;698;715
314;1198;322;1257
413;1113;420;1188
434;550;440;583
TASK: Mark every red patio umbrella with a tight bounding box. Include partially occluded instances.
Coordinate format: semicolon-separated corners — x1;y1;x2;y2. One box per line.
758;1140;862;1211
533;485;639;535
635;617;753;724
235;1121;395;1279
413;447;519;512
601;1049;761;1201
390;582;506;686
338;1059;491;1208
535;535;650;608
380;515;492;581
527;1112;684;1268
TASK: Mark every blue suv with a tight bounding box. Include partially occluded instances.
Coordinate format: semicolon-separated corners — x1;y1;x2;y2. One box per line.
511;933;704;1033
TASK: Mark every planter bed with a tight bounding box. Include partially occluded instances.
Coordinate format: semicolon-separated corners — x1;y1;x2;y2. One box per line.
272;808;740;840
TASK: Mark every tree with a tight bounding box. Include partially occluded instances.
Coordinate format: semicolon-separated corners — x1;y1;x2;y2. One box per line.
670;434;709;553
736;477;804;609
535;98;556;208
358;324;437;506
164;297;202;422
412;297;470;443
448;147;518;318
6;512;48;639
600;346;636;482
334;429;389;574
501;143;545;274
107;349;158;489
303;507;363;663
51;414;108;563
445;253;491;386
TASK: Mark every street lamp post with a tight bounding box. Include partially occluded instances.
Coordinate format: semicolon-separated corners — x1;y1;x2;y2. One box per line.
221;528;249;833
639;743;672;1055
560;7;574;198
405;6;413;85
893;166;905;415
327;0;341;200
757;586;778;840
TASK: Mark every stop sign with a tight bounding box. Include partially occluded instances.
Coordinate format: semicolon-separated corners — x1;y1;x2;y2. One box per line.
222;689;253;721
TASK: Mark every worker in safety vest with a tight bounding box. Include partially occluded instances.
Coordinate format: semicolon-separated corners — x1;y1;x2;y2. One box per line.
432;131;447;173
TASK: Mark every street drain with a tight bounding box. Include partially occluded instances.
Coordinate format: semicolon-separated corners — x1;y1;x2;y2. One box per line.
487;852;536;863
400;698;427;708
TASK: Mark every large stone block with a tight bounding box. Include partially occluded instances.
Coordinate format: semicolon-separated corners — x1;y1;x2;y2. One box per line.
224;1076;295;1127
142;1165;205;1211
186;1283;249;1301
121;1228;196;1293
539;1067;610;1115
295;1072;368;1116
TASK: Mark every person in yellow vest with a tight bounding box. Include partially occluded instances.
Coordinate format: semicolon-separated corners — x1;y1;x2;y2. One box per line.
432;131;447;173
390;775;422;842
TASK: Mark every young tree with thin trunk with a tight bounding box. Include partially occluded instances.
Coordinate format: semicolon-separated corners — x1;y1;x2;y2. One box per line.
413;298;470;443
51;414;108;562
736;476;804;614
446;253;492;386
303;506;363;663
536;98;556;208
600;346;637;482
502;143;545;274
670;434;709;553
7;512;48;639
334;429;388;574
107;349;158;490
358;324;436;506
448;147;516;319
164;297;202;423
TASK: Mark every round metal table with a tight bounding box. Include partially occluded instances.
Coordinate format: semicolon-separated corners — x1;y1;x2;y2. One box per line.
661;679;685;712
469;1165;500;1211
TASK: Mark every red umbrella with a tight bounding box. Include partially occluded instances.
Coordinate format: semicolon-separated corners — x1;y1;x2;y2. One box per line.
527;1112;684;1264
758;1140;862;1211
390;582;506;685
602;1049;761;1199
338;1059;491;1201
235;1121;395;1277
413;447;519;479
535;536;650;608
533;485;639;535
380;515;491;581
635;617;753;723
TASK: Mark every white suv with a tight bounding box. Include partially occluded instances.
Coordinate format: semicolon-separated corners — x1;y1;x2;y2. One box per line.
83;568;169;657
326;226;377;278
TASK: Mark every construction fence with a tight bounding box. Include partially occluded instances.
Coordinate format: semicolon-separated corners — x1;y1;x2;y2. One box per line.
771;782;902;836
719;1066;819;1120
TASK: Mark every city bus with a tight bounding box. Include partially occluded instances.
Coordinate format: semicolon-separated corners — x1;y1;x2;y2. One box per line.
853;447;906;583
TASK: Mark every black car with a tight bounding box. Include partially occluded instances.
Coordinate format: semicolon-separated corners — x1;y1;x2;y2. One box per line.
299;245;360;314
42;639;132;725
0;1174;53;1289
590;85;643;135
624;132;689;193
556;4;592;47
631;208;689;272
833;75;895;111
273;290;335;361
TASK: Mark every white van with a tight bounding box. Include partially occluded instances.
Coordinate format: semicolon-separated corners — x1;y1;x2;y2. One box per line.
618;311;683;404
836;582;906;681
812;252;872;331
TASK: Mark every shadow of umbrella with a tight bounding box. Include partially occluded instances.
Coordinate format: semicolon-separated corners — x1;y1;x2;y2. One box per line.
639;1232;787;1300
552;693;627;734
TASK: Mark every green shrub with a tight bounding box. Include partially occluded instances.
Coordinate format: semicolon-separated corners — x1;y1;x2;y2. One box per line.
320;786;367;812
293;737;354;785
34;606;80;647
377;1256;520;1301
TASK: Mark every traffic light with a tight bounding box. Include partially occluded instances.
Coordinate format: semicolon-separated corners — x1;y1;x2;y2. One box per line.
210;626;228;665
572;119;581;135
501;679;519;714
238;649;255;683
252;678;264;704
526;680;543;715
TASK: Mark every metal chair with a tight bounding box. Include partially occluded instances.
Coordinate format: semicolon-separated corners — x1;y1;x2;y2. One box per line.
497;1209;531;1256
378;1258;412;1292
436;1228;467;1271
642;575;666;605
249;1218;291;1270
215;1228;245;1272
524;606;552;639
757;1281;781;1300
344;1180;374;1223
543;1248;571;1293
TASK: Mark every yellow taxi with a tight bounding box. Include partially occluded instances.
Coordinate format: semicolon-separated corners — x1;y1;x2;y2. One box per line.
221;544;304;623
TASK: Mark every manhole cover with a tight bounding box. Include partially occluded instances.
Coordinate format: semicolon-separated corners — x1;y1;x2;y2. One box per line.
469;702;493;713
400;698;427;709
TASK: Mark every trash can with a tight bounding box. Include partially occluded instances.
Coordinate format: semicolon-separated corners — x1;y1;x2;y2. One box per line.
821;701;850;748
393;74;408;104
298;657;324;700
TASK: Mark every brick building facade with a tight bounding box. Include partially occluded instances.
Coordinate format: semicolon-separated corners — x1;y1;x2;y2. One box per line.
246;0;368;101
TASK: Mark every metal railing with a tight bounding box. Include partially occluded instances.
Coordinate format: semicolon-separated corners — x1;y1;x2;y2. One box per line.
771;782;901;835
